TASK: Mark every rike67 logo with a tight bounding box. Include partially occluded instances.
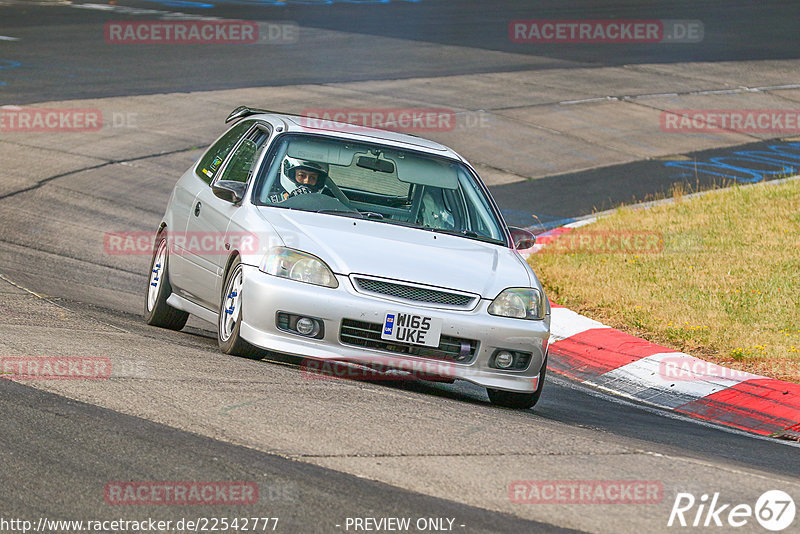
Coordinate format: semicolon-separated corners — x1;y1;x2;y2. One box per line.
668;490;795;531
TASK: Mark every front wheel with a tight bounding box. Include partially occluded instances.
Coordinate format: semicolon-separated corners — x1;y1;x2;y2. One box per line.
218;258;263;359
487;355;547;409
145;235;189;330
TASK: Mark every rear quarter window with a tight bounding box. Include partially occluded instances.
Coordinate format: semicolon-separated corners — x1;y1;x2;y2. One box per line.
195;120;254;183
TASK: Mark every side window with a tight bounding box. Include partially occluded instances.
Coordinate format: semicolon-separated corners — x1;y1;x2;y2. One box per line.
217;126;271;184
195;120;254;183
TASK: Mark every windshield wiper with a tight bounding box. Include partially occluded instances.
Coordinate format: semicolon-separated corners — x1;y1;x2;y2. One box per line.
423;227;504;244
318;209;384;220
316;209;363;219
359;211;384;220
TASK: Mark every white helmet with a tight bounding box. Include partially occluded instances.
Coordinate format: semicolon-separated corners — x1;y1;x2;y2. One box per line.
281;156;329;194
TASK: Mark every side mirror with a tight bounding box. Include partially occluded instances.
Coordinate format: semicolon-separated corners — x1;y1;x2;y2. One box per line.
509;227;536;250
212;180;247;204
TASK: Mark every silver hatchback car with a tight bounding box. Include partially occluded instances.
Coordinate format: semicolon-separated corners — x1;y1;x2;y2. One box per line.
145;107;550;408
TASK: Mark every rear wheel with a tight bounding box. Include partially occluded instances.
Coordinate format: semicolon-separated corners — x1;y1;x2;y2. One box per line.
487;355;547;409
145;235;189;330
218;258;263;359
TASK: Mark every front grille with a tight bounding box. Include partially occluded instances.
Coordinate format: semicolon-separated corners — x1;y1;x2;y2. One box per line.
353;277;476;308
339;319;478;363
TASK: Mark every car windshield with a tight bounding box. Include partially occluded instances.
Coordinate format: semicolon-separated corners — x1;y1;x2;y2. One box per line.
253;134;506;245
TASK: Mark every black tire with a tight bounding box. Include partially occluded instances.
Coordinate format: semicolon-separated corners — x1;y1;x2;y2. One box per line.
487;355;547;409
145;235;189;330
218;257;263;359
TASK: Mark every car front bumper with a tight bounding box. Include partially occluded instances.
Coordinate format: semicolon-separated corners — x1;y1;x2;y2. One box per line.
239;265;550;393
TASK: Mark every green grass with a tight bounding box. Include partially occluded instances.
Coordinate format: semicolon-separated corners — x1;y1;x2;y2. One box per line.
530;179;800;382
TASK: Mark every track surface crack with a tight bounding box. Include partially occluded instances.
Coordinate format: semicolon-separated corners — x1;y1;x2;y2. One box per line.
0;145;200;201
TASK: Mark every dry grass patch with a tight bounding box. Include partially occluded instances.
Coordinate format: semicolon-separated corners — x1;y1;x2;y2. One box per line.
530;179;800;382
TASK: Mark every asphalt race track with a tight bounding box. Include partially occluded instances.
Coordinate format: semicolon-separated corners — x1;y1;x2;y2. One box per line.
1;1;799;533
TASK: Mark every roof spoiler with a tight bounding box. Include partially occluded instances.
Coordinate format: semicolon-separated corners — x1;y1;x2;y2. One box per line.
225;106;277;124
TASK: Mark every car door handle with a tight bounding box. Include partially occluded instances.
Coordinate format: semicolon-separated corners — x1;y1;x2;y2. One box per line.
194;201;202;217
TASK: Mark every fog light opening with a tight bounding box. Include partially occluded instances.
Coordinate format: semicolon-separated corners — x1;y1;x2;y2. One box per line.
276;312;324;339
296;317;317;336
495;351;515;369
491;350;533;371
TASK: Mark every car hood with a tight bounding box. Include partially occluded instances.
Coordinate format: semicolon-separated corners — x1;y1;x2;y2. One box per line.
256;208;534;299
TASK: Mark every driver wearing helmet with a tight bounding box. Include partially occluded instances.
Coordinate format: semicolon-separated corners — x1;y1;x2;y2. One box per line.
268;156;329;203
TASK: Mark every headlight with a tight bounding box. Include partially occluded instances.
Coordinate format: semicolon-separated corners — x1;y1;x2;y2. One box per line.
488;288;544;320
260;247;338;288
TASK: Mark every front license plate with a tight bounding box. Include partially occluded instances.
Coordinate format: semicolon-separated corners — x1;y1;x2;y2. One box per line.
381;312;442;347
